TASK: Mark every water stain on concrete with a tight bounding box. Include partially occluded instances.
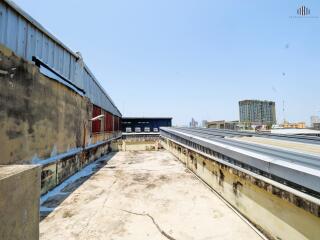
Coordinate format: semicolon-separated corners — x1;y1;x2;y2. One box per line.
40;150;262;240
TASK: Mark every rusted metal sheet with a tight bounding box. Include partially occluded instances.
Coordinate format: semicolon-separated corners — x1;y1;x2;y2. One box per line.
0;0;121;117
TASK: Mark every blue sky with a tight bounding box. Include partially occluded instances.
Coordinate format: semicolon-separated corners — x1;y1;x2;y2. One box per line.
14;0;320;125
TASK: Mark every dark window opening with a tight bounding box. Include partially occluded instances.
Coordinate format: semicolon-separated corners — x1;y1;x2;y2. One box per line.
92;105;101;133
104;111;113;132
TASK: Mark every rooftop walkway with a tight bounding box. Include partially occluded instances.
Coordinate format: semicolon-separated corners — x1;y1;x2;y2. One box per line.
40;150;263;240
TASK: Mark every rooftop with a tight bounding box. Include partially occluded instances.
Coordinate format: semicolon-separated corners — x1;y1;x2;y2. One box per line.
161;127;320;193
270;128;320;135
40;151;262;240
234;136;320;156
239;100;275;103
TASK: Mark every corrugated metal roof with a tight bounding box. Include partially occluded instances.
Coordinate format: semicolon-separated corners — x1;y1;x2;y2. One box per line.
0;0;121;117
271;129;320;135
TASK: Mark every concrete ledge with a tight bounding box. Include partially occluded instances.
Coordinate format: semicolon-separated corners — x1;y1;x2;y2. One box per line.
0;165;40;240
121;141;159;151
40;140;115;195
161;137;320;240
118;134;160;151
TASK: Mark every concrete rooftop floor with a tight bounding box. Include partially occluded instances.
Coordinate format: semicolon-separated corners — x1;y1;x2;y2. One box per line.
40;150;263;240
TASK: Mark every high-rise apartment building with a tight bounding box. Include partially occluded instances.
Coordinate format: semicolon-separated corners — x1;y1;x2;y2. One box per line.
311;116;320;128
239;100;276;125
189;118;198;127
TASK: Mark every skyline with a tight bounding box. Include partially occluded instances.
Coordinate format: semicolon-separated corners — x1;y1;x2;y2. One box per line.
13;0;320;125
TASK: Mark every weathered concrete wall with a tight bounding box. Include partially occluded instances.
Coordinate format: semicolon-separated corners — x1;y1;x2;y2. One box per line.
41;141;113;195
0;44;92;165
0;165;40;240
121;141;159;151
119;134;160;151
0;44;123;196
161;138;320;240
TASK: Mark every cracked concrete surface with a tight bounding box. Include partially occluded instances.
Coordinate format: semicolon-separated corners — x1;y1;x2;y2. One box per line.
119;209;176;240
40;150;262;240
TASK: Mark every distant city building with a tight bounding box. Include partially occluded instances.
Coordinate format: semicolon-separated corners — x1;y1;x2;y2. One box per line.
280;121;306;129
201;120;208;128
313;123;320;130
310;116;320;128
239;100;276;126
189;118;198;127
206;120;239;130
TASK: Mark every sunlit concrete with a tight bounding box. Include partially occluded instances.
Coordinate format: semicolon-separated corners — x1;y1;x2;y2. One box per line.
40;150;262;240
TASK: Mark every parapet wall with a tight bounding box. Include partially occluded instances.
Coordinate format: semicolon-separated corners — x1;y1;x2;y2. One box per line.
0;4;124;237
0;44;91;165
118;134;160;151
41;140;114;195
0;44;122;195
0;165;40;240
161;137;320;240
